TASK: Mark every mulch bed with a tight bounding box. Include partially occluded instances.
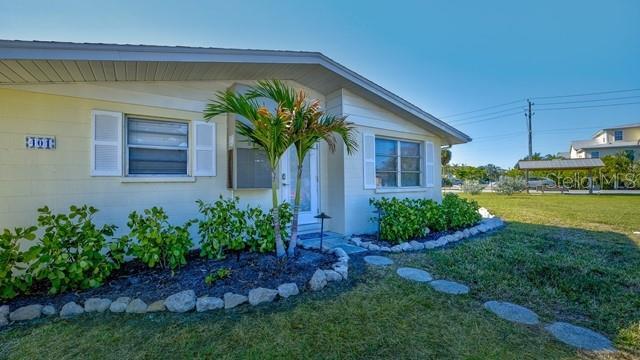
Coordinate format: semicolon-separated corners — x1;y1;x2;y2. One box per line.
354;229;457;248
3;249;336;309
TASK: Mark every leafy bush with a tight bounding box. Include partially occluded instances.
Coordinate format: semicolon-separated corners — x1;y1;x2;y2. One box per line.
29;205;126;294
369;198;441;243
124;207;194;270
370;194;481;243
441;193;482;230
0;226;38;299
246;202;292;253
461;180;484;195
204;267;231;286
495;176;527;195
196;197;247;259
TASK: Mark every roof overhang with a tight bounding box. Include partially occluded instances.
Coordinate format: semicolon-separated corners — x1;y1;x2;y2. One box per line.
0;40;471;145
518;159;604;170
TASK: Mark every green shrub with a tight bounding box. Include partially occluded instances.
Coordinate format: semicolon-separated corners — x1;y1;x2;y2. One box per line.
124;207;194;270
414;198;447;232
370;194;481;243
196;197;247;259
29;205;125;294
204;267;231;286
461;180;484;195
495;176;527;195
441;193;481;230
369;198;441;243
246;202;292;253
0;226;38;299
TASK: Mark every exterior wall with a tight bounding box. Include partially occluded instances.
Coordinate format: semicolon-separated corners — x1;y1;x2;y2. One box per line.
603;127;640;143
336;89;442;235
0;84;447;238
582;146;640;159
0;84;326;241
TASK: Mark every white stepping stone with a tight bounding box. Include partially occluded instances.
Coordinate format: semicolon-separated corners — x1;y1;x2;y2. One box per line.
429;280;469;294
483;301;539;325
364;255;394;266
545;322;614;351
396;267;433;282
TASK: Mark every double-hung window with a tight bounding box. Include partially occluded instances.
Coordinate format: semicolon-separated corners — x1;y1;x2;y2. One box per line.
126;117;189;176
375;137;422;187
614;130;623;141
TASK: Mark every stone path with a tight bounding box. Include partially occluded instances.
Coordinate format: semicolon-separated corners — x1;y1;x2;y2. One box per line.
384;262;614;352
545;322;614;351
364;255;394;266
429;280;470;295
396;267;432;282
483;301;539;325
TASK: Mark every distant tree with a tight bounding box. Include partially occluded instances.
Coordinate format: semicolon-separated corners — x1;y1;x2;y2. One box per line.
601;152;634;189
478;164;504;182
452;165;485;181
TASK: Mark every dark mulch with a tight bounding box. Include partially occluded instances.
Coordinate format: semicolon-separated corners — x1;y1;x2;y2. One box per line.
355;229;457;247
3;249;336;309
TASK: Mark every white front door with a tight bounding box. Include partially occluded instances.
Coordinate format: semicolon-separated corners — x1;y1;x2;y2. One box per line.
281;146;319;224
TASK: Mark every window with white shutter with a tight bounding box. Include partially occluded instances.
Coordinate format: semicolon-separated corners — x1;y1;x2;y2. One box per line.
91;110;123;176
194;121;216;176
363;132;376;189
425;141;435;187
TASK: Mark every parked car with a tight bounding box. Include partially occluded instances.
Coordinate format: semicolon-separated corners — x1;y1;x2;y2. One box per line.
527;177;556;188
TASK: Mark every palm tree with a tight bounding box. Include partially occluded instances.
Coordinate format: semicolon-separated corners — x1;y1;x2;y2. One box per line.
203;82;293;257
441;148;452;166
249;81;357;256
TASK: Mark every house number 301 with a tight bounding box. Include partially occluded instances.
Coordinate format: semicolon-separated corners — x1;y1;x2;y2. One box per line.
25;135;56;150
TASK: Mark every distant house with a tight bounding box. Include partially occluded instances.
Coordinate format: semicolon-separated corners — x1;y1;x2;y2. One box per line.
569;123;640;160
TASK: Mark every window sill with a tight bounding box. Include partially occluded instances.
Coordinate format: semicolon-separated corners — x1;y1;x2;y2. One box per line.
375;186;432;194
121;176;196;183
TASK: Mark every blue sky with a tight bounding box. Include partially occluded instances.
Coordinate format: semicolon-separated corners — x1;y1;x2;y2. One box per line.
1;0;638;168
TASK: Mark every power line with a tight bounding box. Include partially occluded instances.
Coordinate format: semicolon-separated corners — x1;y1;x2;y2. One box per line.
471;125;603;141
531;88;640;100
452;110;524;126
449;105;525;123
536;101;640;111
440;99;524;119
535;95;640;106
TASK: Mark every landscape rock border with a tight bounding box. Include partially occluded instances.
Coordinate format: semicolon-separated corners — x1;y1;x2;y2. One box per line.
350;209;504;253
0;248;349;329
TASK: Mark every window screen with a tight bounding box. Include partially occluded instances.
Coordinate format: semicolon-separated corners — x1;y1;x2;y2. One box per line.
375;137;422;187
127;118;189;175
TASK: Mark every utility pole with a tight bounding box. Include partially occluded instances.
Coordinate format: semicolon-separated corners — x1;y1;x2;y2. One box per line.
525;99;534;194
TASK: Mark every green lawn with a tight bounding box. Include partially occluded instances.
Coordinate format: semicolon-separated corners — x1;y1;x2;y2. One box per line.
1;194;638;359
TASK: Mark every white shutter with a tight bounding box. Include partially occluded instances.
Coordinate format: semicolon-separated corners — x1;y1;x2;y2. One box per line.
194;121;216;176
363;132;376;189
91;110;122;176
425;141;435;187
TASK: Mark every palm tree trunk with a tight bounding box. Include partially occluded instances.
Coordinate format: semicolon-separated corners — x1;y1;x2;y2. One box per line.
287;164;304;256
271;170;285;257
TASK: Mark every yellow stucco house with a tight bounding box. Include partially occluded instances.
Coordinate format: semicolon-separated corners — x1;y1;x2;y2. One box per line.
0;40;470;238
568;123;640;160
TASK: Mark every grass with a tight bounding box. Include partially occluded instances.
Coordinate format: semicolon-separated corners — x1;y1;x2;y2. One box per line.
1;193;639;359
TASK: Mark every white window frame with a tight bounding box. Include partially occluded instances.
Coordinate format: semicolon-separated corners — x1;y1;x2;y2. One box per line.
590;151;600;159
124;115;191;177
614;130;623;141
375;136;423;188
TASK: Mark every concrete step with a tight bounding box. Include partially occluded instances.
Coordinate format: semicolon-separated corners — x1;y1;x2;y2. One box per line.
297;232;367;254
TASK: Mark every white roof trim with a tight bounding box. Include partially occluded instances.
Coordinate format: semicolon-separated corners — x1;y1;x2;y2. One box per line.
0;40;471;144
